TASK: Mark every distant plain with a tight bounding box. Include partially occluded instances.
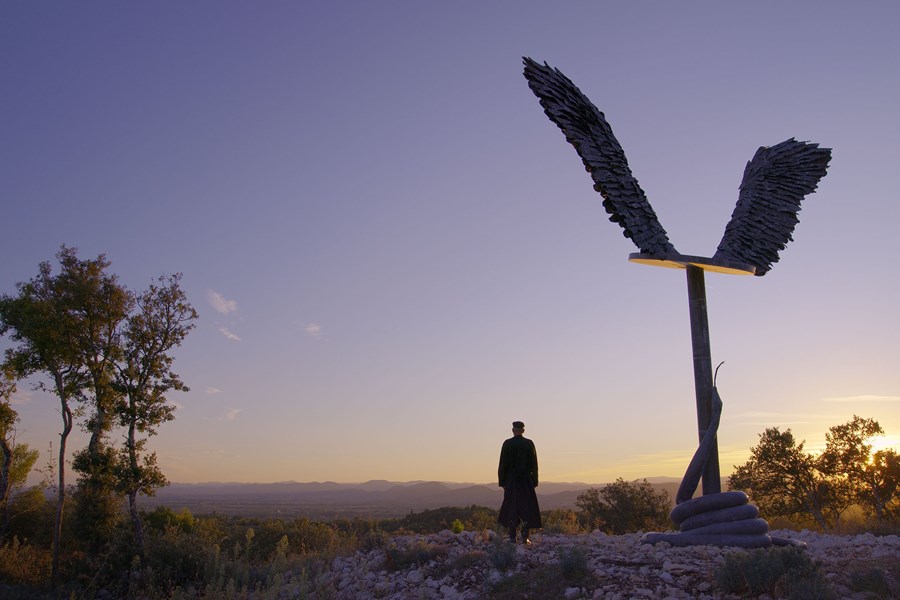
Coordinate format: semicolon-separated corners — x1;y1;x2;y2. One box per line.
143;478;685;519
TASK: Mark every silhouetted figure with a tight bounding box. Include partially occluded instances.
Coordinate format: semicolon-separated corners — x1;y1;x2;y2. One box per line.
497;421;542;544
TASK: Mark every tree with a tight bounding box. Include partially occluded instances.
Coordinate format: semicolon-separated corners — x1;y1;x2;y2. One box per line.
0;372;40;540
575;478;671;534
818;416;898;522
817;416;898;523
53;248;133;552
729;427;851;530
820;416;883;476
113;274;197;555
0;248;92;582
0;368;18;540
858;449;899;522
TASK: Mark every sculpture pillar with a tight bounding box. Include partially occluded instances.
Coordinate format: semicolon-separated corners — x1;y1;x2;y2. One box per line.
686;265;720;495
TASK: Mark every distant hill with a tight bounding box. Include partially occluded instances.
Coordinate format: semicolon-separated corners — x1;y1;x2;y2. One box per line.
142;478;693;519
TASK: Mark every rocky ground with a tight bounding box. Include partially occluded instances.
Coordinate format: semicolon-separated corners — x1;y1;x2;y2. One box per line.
323;529;899;599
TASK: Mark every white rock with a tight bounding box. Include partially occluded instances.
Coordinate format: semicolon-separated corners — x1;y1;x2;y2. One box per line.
872;543;899;559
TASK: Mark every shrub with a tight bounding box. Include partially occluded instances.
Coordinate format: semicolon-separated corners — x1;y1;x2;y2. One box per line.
850;566;892;597
383;540;447;571
361;527;389;551
558;544;588;580
433;549;487;579
144;506;196;534
576;478;670;534
0;537;51;587
381;505;498;534
542;508;582;534
450;518;464;533
487;535;516;571
716;546;835;599
142;526;217;592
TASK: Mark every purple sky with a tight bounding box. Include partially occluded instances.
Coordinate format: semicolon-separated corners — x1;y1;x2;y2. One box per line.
2;2;898;484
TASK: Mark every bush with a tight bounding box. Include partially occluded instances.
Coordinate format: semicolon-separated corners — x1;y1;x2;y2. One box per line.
558;544;587;580
144;506;196;534
448;550;486;572
0;537;51;587
381;505;498;534
716;546;835;599
383;540;448;571
142;526;217;592
542;508;582;534
487;535;516;571
576;478;670;534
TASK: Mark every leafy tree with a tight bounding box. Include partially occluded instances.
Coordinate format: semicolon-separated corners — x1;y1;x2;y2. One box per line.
0;368;18;539
575;478;670;534
112;274;197;555
820;416;883;476
859;449;899;522
0;247;92;582
730;427;851;530
54;248;133;552
0;416;40;541
819;416;898;523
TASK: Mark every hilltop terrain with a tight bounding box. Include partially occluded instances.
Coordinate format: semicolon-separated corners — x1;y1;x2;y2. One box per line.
304;529;900;598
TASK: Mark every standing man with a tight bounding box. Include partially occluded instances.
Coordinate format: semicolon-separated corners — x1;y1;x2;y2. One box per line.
497;420;542;544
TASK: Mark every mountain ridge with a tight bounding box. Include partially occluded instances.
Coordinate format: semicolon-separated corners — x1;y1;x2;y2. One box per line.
141;478;691;519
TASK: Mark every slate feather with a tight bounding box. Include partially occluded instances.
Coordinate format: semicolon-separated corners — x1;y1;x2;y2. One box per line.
522;57;677;257
713;139;831;275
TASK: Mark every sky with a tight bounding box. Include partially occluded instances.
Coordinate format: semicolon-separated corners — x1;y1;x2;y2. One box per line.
1;1;898;486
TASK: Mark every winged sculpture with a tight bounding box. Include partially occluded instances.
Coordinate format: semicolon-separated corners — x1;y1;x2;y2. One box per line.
522;57;831;276
523;58;832;547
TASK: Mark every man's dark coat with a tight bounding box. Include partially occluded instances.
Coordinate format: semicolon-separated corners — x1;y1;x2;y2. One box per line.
497;435;542;529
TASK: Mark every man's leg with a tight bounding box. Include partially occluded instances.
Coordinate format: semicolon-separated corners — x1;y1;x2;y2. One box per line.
522;526;531;545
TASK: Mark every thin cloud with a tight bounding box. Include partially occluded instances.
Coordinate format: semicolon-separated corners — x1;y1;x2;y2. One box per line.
222;408;243;422
218;326;242;342
823;395;900;403
208;290;237;315
9;390;33;406
206;387;222;395
304;323;323;338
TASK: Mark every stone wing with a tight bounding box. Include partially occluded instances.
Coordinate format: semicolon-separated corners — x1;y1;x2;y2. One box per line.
713;139;831;276
523;57;676;256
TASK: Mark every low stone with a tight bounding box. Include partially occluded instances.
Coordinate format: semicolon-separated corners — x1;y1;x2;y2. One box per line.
406;569;423;583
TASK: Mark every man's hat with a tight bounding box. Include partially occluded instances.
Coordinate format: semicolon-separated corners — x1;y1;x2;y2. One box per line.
512;421;525;429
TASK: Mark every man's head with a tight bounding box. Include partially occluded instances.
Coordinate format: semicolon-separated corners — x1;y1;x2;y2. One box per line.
512;421;525;436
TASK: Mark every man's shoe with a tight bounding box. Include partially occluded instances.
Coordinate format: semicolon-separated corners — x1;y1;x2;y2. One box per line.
524;538;532;546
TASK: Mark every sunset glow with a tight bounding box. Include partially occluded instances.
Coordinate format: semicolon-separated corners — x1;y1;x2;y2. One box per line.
2;2;898;486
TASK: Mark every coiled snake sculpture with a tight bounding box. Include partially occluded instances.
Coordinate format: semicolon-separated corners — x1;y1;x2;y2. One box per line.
641;365;803;548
